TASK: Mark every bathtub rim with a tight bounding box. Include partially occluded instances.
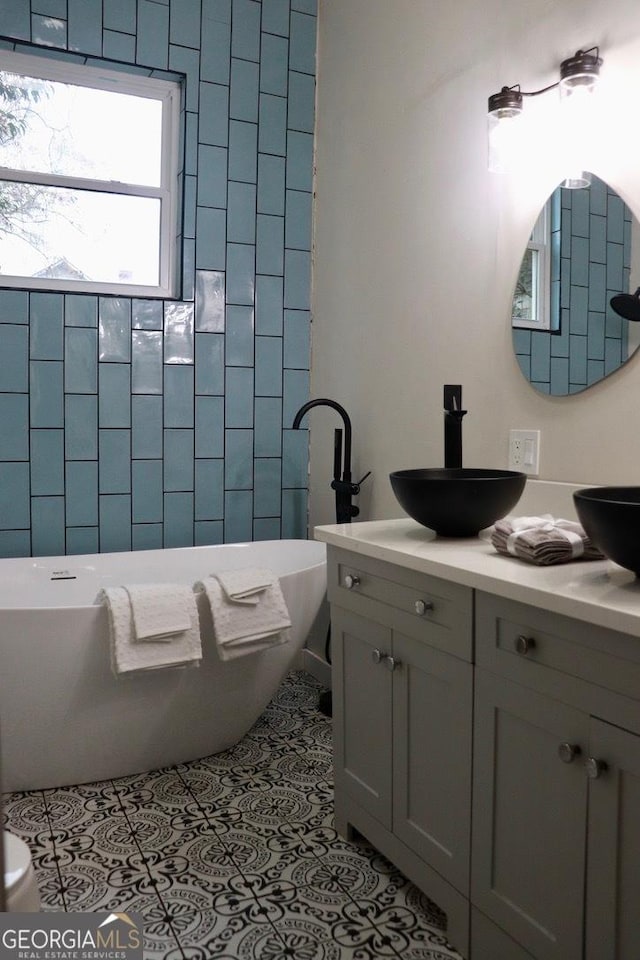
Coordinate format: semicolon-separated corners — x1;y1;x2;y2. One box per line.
0;538;326;612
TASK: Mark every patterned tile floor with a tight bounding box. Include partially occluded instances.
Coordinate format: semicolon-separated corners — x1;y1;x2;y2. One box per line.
3;671;463;959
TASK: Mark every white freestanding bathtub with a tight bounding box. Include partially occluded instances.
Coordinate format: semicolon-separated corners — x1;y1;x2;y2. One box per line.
0;539;327;792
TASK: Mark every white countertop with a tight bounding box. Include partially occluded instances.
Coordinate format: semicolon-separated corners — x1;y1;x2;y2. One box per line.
314;518;640;639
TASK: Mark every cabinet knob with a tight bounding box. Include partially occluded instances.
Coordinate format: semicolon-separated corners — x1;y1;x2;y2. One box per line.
371;648;383;664
384;656;401;672
414;599;434;616
558;742;581;764
515;634;536;655
344;574;360;590
585;757;608;780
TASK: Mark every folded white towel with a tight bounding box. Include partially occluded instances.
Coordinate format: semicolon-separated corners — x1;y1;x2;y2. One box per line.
100;586;202;675
125;583;193;640
491;514;604;565
196;570;291;660
215;567;276;606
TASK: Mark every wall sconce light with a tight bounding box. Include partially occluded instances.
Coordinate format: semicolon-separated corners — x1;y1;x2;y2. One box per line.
488;47;602;185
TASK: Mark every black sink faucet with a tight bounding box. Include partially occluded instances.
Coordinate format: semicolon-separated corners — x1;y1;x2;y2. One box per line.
292;398;369;523
443;385;467;469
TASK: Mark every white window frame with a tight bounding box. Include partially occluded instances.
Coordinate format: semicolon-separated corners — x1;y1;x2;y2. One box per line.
0;50;182;298
512;200;552;331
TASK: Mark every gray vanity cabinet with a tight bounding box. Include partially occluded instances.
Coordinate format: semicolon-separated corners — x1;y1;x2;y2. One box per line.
331;606;393;827
331;606;473;889
392;629;473;895
473;591;640;960
325;540;640;960
584;717;640;960
328;546;474;954
471;669;588;960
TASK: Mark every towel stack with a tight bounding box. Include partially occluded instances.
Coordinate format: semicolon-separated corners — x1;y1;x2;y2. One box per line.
491;514;604;565
100;566;292;674
101;583;202;675
196;567;291;661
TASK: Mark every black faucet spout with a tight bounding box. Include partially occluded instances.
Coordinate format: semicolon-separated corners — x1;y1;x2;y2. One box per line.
292;398;362;523
443;385;467;469
292;398;353;482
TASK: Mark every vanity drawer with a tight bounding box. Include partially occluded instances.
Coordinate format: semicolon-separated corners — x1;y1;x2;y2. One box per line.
327;546;473;661
476;591;640;705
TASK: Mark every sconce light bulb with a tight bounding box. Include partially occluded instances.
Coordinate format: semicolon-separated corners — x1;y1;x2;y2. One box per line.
562;171;592;190
558;50;601;188
559;49;602;97
487;87;523;173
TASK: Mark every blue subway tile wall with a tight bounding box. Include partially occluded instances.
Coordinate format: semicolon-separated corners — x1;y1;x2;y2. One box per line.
0;0;316;556
516;175;632;394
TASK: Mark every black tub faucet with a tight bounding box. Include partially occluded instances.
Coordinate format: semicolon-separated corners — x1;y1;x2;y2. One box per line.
292;398;370;523
443;385;467;469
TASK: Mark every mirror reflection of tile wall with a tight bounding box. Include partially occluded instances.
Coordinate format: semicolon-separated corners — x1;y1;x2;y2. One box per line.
514;175;634;395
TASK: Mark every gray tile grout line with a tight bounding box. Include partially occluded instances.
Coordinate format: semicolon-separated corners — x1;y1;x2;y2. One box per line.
113;750;292;953
110;776;194;959
40;787;70;912
170;715;328;954
149;674;334;953
36;775;184;953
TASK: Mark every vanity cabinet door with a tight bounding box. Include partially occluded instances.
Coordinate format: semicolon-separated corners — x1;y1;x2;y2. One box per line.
332;606;393;830
585;718;640;960
472;669;588;960
392;632;473;895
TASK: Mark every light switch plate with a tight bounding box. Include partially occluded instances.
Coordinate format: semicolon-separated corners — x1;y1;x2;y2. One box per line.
508;429;540;476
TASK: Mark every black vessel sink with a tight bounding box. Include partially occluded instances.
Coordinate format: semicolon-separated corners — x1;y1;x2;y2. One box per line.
574;486;640;575
389;468;527;537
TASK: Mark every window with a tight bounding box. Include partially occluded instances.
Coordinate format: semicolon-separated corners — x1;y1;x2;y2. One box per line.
512;200;552;330
0;51;181;297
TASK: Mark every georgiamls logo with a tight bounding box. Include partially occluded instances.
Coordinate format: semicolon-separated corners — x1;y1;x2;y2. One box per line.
0;911;143;958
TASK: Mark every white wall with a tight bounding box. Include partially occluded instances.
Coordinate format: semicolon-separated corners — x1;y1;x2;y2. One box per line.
309;0;640;531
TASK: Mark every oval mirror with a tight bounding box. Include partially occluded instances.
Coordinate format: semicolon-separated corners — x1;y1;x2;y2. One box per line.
512;173;640;395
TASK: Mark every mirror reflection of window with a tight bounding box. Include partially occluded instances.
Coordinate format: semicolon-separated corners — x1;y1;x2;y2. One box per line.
513;204;551;330
513;248;535;324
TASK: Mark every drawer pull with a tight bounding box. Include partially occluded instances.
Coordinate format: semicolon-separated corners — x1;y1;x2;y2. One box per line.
414;599;434;616
384;656;401;672
558;742;581;764
515;634;536;655
585;757;608;780
344;574;360;590
371;648;383;664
